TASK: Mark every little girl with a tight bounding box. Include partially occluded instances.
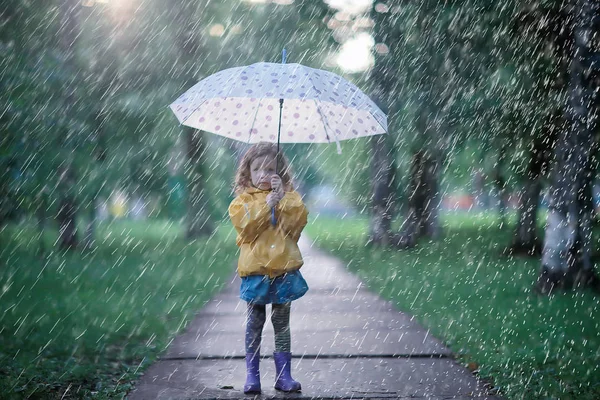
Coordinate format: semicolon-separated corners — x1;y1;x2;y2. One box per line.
228;142;309;394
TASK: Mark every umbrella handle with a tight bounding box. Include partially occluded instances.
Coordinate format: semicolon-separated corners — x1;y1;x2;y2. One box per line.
271;207;277;226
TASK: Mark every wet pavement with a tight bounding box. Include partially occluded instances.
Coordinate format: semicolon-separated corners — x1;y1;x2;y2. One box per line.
128;236;502;399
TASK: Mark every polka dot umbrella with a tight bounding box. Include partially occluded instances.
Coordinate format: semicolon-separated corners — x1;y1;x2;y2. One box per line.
169;50;388;156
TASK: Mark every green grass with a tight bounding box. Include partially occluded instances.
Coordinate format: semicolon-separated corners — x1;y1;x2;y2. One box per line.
0;219;238;399
306;213;600;400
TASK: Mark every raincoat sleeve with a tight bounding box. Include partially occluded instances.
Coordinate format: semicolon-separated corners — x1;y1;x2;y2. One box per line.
229;195;271;245
277;191;309;241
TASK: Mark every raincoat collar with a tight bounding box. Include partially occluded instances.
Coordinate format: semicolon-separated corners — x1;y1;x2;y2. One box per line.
244;186;270;194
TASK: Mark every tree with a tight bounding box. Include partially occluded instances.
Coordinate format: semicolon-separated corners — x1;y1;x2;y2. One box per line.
368;2;398;246
1;0;87;251
55;0;84;251
536;0;600;294
501;1;567;255
509;112;559;255
368;1;496;247
169;1;216;238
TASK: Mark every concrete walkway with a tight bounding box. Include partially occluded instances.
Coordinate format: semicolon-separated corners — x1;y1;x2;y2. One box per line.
128;236;501;399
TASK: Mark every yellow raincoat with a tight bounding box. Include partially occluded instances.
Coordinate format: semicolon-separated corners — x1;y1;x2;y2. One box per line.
228;187;309;278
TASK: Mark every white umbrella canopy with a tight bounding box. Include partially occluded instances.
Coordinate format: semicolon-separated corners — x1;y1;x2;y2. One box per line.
169;62;387;153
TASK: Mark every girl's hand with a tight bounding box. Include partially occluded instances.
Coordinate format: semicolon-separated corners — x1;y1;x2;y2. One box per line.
266;192;281;208
266;175;284;208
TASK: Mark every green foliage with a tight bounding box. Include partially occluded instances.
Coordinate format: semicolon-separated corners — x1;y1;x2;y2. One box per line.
1;0;574;226
2;0;339;226
307;214;600;400
0;220;238;399
362;0;565;200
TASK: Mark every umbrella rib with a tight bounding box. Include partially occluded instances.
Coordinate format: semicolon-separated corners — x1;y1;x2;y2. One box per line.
314;100;342;153
312;99;331;144
305;72;332;145
179;98;209;127
179;66;246;128
222;66;246;100
335;87;361;137
305;67;388;136
246;97;264;144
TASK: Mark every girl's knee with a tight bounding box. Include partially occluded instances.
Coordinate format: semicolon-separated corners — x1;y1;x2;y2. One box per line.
246;304;267;328
271;303;291;330
272;302;291;312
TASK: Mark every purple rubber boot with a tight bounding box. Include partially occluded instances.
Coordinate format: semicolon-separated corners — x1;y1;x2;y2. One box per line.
273;352;301;392
244;353;261;394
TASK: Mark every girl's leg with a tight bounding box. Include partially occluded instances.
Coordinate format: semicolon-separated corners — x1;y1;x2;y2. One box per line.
271;302;300;392
245;303;266;355
244;303;266;394
271;302;291;352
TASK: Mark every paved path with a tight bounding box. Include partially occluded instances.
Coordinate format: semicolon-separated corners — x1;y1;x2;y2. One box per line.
128;236;501;399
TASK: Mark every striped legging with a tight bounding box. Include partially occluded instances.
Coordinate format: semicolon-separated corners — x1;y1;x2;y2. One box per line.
245;302;291;356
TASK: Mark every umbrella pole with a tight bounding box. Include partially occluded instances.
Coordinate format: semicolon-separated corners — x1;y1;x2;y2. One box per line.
272;97;284;227
276;48;286;175
277;98;283;174
271;49;287;226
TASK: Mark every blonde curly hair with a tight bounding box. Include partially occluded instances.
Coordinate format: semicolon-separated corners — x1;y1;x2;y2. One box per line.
234;142;294;195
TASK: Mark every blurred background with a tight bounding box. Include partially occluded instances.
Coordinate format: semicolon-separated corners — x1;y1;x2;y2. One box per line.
0;0;570;237
2;0;600;399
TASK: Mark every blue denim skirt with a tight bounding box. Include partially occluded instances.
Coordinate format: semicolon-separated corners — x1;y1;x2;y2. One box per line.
240;270;308;305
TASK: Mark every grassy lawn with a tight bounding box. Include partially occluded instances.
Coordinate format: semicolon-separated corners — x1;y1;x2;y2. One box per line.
0;219;238;399
306;212;600;400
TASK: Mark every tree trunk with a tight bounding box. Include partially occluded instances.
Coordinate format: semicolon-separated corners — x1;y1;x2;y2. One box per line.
37;186;49;258
536;0;600;294
397;149;440;247
472;167;487;210
421;152;442;240
83;62;115;251
538;183;597;292
172;2;215;239
57;163;78;251
510;142;545;255
493;147;508;228
368;132;396;246
82;206;96;251
57;197;77;251
368;2;398;247
397;151;425;248
0;155;11;227
184;127;213;238
511;179;541;255
510;115;558;256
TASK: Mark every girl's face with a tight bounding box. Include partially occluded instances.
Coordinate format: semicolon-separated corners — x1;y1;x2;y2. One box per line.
250;155;277;190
